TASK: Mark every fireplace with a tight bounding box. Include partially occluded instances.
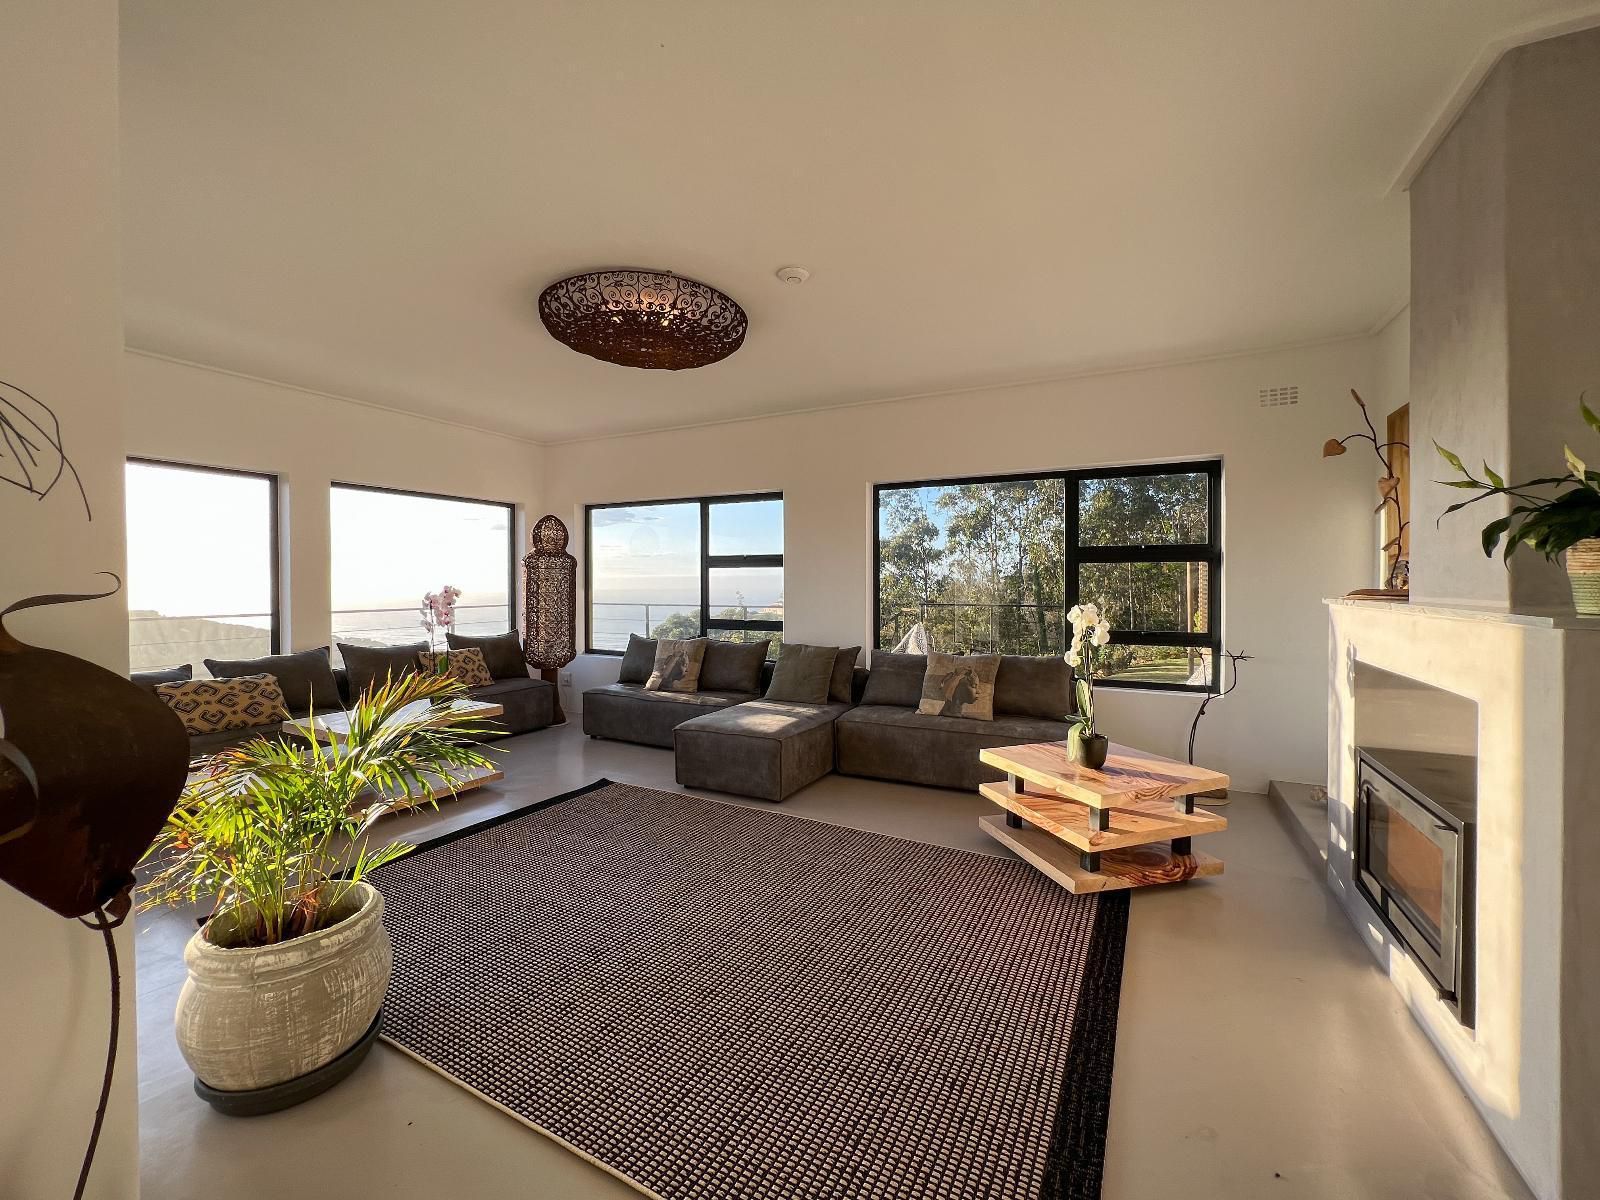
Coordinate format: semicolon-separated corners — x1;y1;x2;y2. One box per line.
1355;746;1477;1026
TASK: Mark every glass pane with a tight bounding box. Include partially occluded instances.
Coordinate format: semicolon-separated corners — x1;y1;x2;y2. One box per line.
126;462;276;672
1078;561;1210;634
708;567;783;625
1078;471;1209;546
587;503;701;649
875;477;1065;654
331;487;512;655
1097;646;1212;688
709;498;782;556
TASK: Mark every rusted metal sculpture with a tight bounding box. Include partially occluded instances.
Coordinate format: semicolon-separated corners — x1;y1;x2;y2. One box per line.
523;515;577;725
0;577;189;920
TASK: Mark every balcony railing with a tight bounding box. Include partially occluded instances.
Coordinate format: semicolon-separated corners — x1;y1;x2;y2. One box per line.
590;601;783;651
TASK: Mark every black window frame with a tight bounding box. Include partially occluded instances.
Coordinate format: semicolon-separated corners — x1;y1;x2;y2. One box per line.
585;491;784;654
872;459;1222;692
125;455;283;661
329;480;517;639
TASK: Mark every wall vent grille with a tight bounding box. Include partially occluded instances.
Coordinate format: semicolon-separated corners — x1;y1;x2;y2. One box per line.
1259;385;1300;408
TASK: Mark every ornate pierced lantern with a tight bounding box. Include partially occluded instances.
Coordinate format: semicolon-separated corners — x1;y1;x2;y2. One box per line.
537;270;747;370
523;516;576;723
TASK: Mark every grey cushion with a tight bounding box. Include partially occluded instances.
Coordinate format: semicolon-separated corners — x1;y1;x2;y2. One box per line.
337;641;426;699
132;664;192;692
860;651;926;708
446;630;527;680
582;682;758;748
618;634;657;684
829;646;861;704
835;703;1075;791
675;700;848;802
699;638;770;693
994;655;1076;720
765;643;836;704
205;647;340;716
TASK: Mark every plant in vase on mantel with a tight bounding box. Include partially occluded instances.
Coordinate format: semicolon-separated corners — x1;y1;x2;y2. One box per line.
1065;603;1112;770
1435;398;1600;617
138;671;495;1113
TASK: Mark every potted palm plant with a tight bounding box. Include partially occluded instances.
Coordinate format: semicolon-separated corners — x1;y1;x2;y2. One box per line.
1436;398;1600;616
139;670;495;1114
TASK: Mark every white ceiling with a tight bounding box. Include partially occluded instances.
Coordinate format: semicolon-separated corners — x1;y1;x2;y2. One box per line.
120;1;1591;443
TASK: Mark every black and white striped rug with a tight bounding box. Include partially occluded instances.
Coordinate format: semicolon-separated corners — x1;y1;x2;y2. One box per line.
373;779;1128;1200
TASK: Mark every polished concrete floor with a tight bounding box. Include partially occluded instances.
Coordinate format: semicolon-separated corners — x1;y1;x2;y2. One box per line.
134;722;1533;1200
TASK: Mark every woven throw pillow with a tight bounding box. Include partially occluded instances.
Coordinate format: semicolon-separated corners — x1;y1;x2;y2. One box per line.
156;673;288;736
418;647;494;689
645;638;708;693
917;652;1001;721
765;643;838;705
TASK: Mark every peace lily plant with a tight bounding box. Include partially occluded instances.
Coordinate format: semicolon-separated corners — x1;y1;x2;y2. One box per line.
1066;603;1113;769
1435;398;1600;617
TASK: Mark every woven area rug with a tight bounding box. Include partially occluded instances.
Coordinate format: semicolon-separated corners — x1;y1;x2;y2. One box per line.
373;779;1129;1200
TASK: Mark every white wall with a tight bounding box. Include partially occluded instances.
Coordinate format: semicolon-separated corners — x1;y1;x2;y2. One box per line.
547;337;1384;792
0;4;138;1198
121;352;543;653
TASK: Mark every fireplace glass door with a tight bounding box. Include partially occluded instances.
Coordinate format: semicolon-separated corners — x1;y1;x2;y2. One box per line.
1355;749;1474;1024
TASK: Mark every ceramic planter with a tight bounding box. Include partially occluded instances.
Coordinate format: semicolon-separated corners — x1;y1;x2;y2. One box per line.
176;881;391;1104
1567;539;1600;617
1066;727;1110;770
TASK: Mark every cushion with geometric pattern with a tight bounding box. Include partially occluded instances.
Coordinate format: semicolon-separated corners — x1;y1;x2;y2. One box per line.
155;673;289;736
416;647;494;689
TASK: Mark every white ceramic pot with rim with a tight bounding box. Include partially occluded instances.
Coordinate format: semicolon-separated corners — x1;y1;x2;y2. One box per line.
175;881;391;1094
1567;538;1600;617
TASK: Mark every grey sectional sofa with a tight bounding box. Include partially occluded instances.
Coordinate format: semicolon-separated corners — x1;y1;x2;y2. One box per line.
582;636;779;748
835;651;1076;791
584;636;1074;799
135;636;557;758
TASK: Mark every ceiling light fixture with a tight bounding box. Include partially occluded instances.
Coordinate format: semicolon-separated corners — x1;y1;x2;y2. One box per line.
537;269;747;370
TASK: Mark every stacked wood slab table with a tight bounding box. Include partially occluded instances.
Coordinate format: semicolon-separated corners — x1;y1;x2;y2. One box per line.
282;698;506;809
977;741;1228;893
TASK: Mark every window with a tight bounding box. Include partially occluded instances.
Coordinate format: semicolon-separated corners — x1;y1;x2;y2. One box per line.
586;494;783;653
125;459;279;672
873;461;1220;690
330;484;514;652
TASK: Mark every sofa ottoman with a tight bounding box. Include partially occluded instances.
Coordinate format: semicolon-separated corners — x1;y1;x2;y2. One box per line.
674;700;848;802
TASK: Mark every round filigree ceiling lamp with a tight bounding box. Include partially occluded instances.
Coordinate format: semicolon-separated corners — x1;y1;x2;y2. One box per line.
537;269;748;370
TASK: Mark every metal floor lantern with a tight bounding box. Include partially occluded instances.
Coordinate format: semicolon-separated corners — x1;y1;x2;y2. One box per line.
524;515;577;724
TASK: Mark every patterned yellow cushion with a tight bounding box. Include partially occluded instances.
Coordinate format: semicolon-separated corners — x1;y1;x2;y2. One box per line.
417;647;494;689
156;673;289;735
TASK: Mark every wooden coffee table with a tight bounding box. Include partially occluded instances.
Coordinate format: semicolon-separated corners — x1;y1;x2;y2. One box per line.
283;697;505;745
282;698;506;809
977;741;1229;893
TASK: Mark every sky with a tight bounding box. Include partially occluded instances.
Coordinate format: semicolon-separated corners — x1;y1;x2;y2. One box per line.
590;498;783;610
125;463;511;627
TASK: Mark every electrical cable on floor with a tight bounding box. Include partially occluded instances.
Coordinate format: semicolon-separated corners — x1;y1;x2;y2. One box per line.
72;905;121;1200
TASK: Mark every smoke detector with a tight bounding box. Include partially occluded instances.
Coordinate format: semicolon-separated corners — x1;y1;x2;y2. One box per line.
775;265;811;285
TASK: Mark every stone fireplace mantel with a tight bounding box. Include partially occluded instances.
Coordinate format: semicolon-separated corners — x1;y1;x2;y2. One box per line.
1325;598;1600;1200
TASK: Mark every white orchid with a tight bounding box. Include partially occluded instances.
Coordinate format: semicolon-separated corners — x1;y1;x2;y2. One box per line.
1063;607;1114;742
